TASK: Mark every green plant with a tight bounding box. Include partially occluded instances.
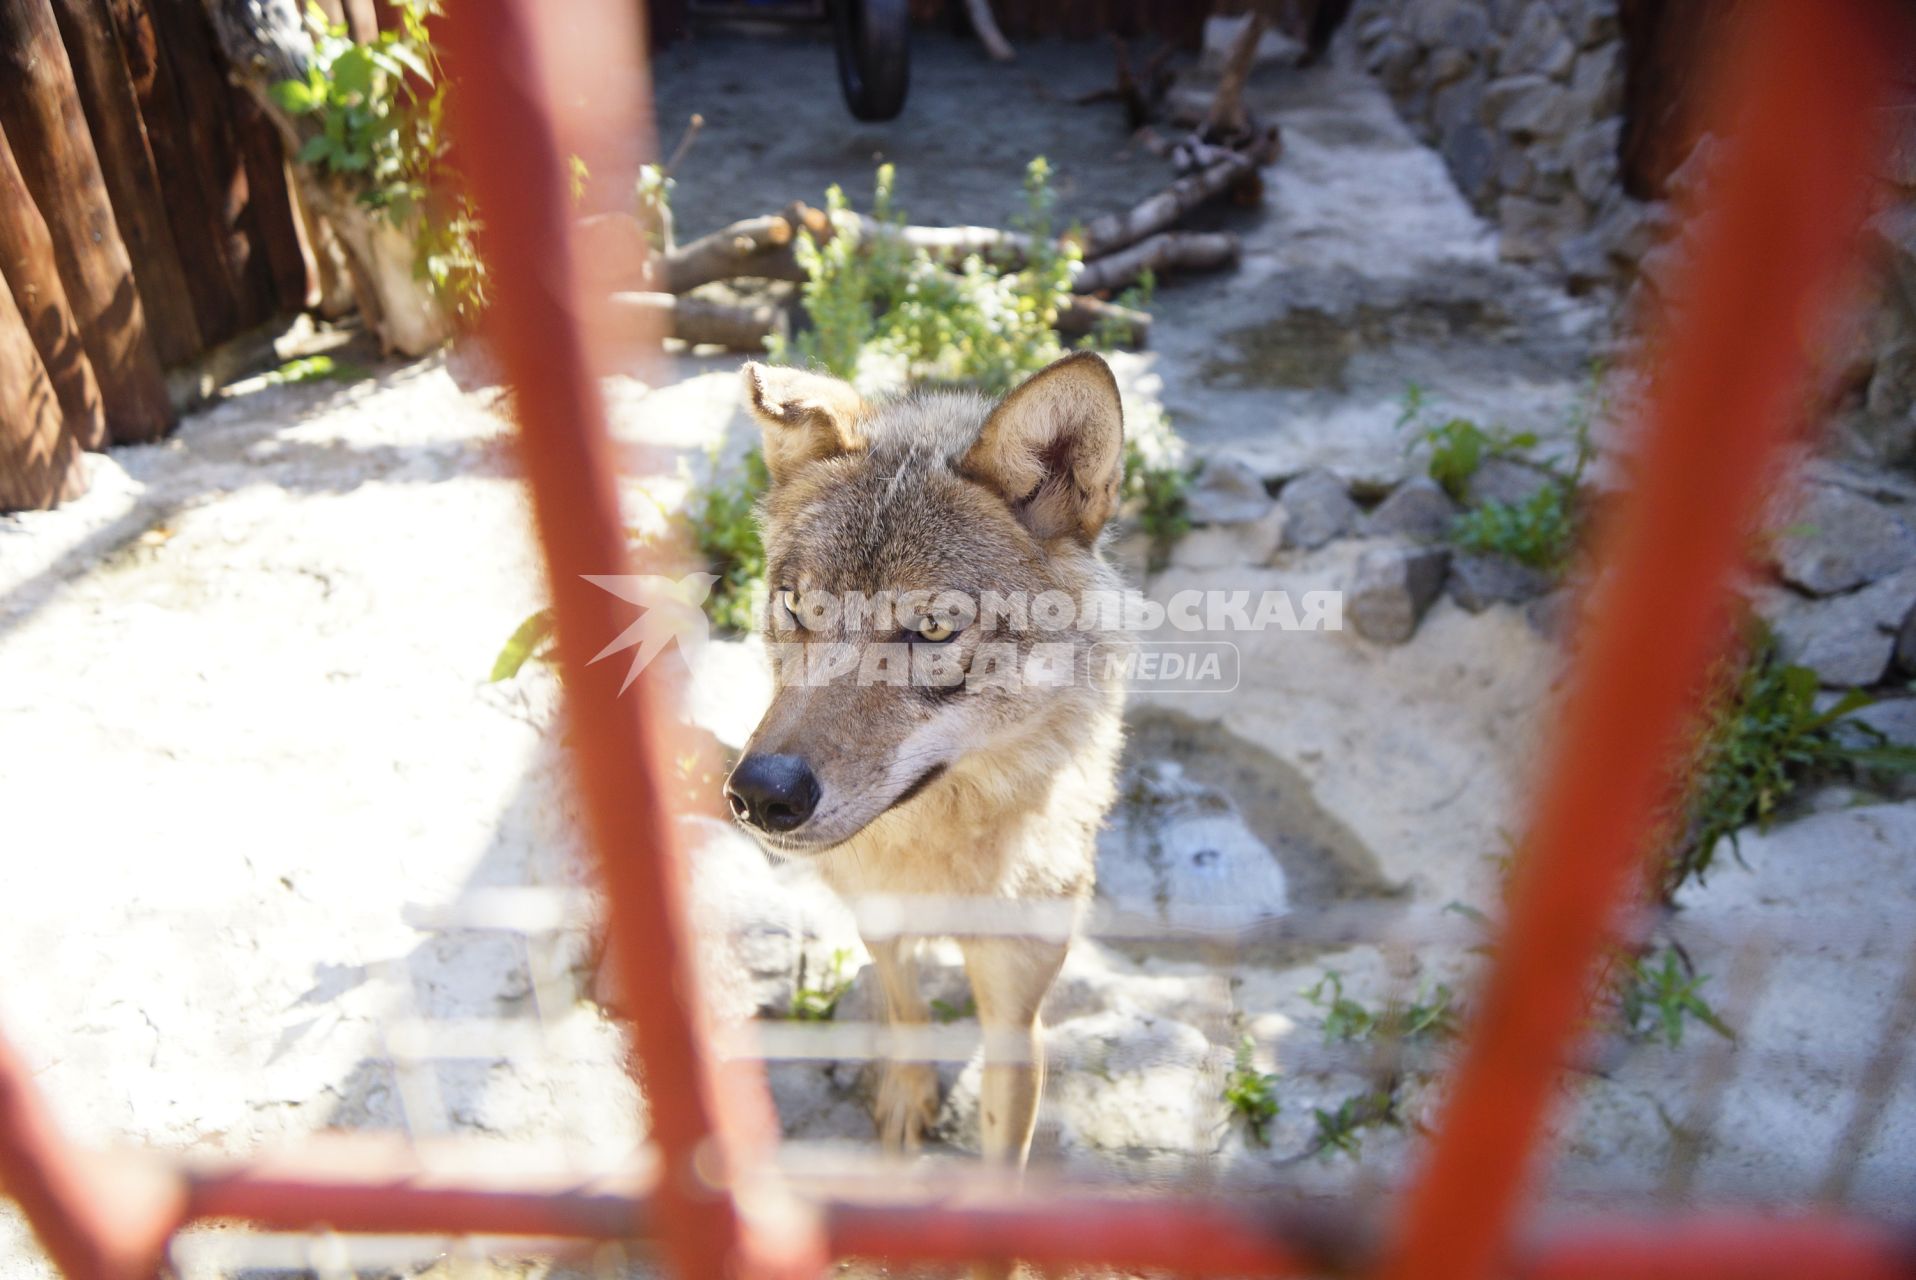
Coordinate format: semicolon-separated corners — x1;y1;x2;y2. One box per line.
262;354;368;385
791;948;856;1021
490;607;556;682
271;2;486;321
688;447;770;633
1223;1035;1281;1146
1310;1089;1399;1159
1303;971;1459;1044
1665;625;1916;896
775;159;1098;395
1398;386;1538;502
1122;404;1196;554
1616;947;1734;1048
930;996;976;1024
1450;485;1576;572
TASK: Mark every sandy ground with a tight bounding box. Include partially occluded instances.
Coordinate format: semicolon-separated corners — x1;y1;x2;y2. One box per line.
3;28;1914;1280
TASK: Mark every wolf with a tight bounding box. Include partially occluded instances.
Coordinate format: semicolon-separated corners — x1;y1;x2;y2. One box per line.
724;351;1129;1174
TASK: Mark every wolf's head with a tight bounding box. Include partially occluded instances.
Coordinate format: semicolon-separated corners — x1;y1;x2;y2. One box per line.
723;353;1126;855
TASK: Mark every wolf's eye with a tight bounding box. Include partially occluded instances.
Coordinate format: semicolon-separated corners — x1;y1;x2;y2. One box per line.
915;618;955;643
776;588;801;622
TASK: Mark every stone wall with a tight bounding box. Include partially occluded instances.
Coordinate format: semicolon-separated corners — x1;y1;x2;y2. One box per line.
1342;0;1646;288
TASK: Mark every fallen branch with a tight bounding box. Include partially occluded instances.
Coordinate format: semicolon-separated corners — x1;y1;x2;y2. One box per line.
1075;154;1256;258
1056;295;1151;345
1204;11;1268;141
1073;231;1238;294
666;215;805;292
604;291;789;352
964;0;1016;61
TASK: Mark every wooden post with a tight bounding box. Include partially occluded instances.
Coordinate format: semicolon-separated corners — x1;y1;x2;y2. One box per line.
0;266;87;511
104;0;242;344
0;0;173;443
233;89;312;313
0;118;106;451
48;0;204;366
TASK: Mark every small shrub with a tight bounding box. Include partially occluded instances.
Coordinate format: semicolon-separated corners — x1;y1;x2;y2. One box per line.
1304;971;1459;1044
687;447;771;633
1223;1034;1281;1146
1397;385;1537;502
1616;947;1734;1048
791;948;856;1022
1450;485;1576;572
1665;625;1916;896
263;354;369;385
271;2;486;321
1122;404;1195;552
1311;1089;1398;1160
490;607;556;682
930;996;976;1024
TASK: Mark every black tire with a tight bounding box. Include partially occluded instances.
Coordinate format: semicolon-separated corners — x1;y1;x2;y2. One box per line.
832;0;909;122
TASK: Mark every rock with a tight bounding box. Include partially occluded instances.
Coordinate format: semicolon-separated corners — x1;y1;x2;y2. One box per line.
1427;46;1475;87
1866;342;1916;422
1548;0;1619;47
1365;476;1460;541
1037;1011;1220;1155
1432;71;1488;138
1770;568;1916;687
1278;468;1361;549
1366;35;1425;97
1568;117;1622;203
1350;545;1451;644
1590;193;1658;264
1556;230;1608;286
1444;122;1498;203
1842;697;1916;750
1185;455;1276;526
1498;193;1588;263
1772;483;1916;595
1167;505;1288;570
1525;587;1577;639
1464;455;1556;508
1097;760;1290;930
1406;0;1491;50
1565;46;1624;121
1483;75;1576;138
1498;3;1574;78
1447;551;1553;611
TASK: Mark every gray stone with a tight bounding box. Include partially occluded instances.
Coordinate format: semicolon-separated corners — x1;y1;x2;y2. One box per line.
1366;35;1425;96
1565;47;1624;121
1899;600;1916;675
1525;588;1577;639
1866;342;1916;422
1498;193;1587;263
1097;761;1290;930
1568;117;1622;203
1427;46;1476;87
1185;455;1276;525
1278;468;1361;548
1350;545;1451;643
1844;697;1916;749
1365;476;1460;540
1168;504;1288;570
1447;551;1553;611
1591;193;1658;264
1406;0;1491;50
1443;121;1498;203
1433;70;1488;137
1773;483;1916;595
1636;240;1688;298
1557;230;1609;285
1770;567;1916;687
1464;455;1556;508
1548;0;1619;47
1498;3;1574;78
1483;75;1576;138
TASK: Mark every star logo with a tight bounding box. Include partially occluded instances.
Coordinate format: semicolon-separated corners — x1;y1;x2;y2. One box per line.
581;572;718;693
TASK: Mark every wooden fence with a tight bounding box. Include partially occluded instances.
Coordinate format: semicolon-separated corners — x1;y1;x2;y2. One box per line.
0;0;319;511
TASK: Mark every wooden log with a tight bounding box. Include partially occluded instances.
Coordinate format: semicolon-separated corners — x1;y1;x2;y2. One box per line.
1055;293;1149;346
603;290;789;353
1203;10;1266;141
1075;153;1255;258
49;0;203;366
0;117;105;449
964;0;1015;60
1072;230;1238;293
0;266;87;510
0;0;173;442
663;215;805;292
233;89;312;312
145;0;274;336
103;0;242;345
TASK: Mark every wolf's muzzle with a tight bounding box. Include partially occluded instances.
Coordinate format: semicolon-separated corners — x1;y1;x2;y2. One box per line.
725;753;820;833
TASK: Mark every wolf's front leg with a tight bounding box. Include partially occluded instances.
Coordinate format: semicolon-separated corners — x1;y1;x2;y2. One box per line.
867;937;940;1153
960;936;1069;1167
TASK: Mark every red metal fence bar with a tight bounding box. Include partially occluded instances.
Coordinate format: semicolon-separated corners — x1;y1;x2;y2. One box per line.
2;3;1913;1279
433;0;821;1276
1375;5;1909;1280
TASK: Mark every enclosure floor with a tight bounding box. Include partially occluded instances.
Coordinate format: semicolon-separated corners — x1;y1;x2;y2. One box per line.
1;29;1912;1280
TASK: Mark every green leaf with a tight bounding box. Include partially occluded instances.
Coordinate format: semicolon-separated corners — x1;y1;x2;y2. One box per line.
270;78;316;113
331;45;377;98
490;608;556;682
386;41;433;84
296;134;335;166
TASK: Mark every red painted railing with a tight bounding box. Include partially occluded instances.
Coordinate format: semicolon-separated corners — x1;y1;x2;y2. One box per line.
2;1;1912;1277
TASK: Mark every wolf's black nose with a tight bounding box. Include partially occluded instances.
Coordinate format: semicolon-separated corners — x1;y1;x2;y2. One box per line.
725;754;819;833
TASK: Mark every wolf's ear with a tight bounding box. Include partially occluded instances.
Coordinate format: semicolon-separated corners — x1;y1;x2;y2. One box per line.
741;363;868;484
961;352;1124;543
